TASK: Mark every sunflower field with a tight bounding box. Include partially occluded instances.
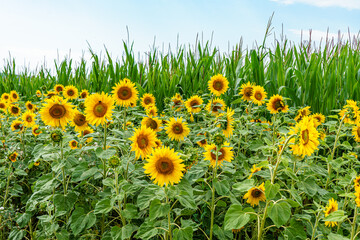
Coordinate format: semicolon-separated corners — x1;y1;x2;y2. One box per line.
1;40;360;240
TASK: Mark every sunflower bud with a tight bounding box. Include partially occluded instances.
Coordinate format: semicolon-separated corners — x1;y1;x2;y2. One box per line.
41;86;47;91
213;134;225;147
108;155;120;168
50;130;63;143
78;102;85;110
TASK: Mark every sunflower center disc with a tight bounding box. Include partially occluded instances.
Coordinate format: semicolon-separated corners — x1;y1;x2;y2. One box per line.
213;81;223;91
212;104;221;112
255;92;262;100
144;98;151;104
12;107;19;114
28;104;33;110
68;90;74;96
81;93;87;98
274;100;283;110
26;116;32;122
302;129;310;144
190;100;199;108
245;88;252;97
83;130;91;136
14;123;21;130
72;142;77;147
94;102;108;117
147;119;157;130
0;103;5;109
56;87;63;92
49;104;66;119
118;87;132;100
251;188;262;198
137;135;148;149
12;94;17;99
210;148;225;161
74;114;86;126
155;158;174;174
173;124;183;134
357;128;360;137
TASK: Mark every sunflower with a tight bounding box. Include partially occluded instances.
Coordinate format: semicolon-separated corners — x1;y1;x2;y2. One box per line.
339;100;359;124
32;125;42;136
165;117;190;141
85;92;114;126
251;86;267;105
205;98;226;115
141;117;162;132
352;123;360;142
129;125;158;159
69;140;78;149
46;91;57;99
185;95;203;114
22;111;36;127
8;152;18;163
36;90;42;98
141;93;156;109
34;160;40;166
355;187;360;207
243;183;266;207
70;111;88;132
54;84;65;94
203;142;233;168
324;198;338;227
78;127;94;143
239;82;254;101
288;116;319;158
155;139;163;148
25;101;35;112
63;85;79;100
146;105;158;117
248;164;262;179
9;105;21;117
311;113;325;127
144;146;185;186
0;100;8;113
80;89;89;99
294;106;311;122
11;120;24;132
354;176;360;188
222;107;234;138
208;74;229;96
1;93;10;102
112;79;138;107
10;90;19;102
196;133;207;148
40;96;75;129
171;93;183;112
267;95;288;114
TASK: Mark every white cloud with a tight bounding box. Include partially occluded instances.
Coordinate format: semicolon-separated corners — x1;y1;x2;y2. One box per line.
271;0;360;10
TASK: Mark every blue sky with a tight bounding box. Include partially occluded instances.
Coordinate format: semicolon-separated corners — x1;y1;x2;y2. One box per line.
0;0;359;70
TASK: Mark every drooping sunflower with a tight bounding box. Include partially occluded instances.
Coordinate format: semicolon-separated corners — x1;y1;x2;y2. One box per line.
10;90;19;102
22;111;36;127
25;101;35;112
205;98;226;115
165;117;190;141
46;91;57;99
141;116;162;132
324;198;338;227
288;116;320;158
208;74;229;96
251;86;267;106
69;140;78;149
243;183;266;207
32;125;42;136
144;146;185;186
294;106;311;122
171;93;183;112
239;82;254;101
112;79;139;107
1;93;10;102
0;100;8;113
352;123;360;142
11;120;24;132
80;89;89;99
70;110;88;132
146;105;158;117
203;142;234;168
8;152;18;163
36;90;42;98
63;85;79;100
9;105;21;117
267;95;288;114
311;113;326;127
185;95;203;114
339;100;359;124
248;164;262;179
34;160;40;166
85;92;114;126
40;96;75;129
141;93;156;109
222;107;235;138
54;84;65;94
129;125;158;159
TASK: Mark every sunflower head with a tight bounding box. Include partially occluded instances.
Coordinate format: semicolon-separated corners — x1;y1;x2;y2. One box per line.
9;104;21;117
112;79;139;107
11;120;24;132
40;96;75;129
208;74;229;96
36;90;42;98
141;93;156;109
251;86;267;105
165;117;190;142
354;176;360;188
54;84;65;94
146;105;158;117
248;164;262;179
1;93;10;102
80;89;89;99
25;101;35;112
78;127;94;143
267;95;288;114
144;146;185;186
8;151;19;163
63;85;79;100
129;125;158;159
22;111;36;127
109;155;121;168
50;130;63;143
171;94;183;111
239;82;254;101
196;133;207;148
32;125;42;136
46;91;57;99
295;106;311;122
213;134;225;147
311;113;325;126
206;98;226;115
185;95;203;114
71;111;88;132
10;90;19;102
324;198;338;227
141;117;162;132
221;107;234;138
204;142;233;168
243;183;266;207
0;100;8;113
34;160;40;166
69;140;78;149
85;92;114;126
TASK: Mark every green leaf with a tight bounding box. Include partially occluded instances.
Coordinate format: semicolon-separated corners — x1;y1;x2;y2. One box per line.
137;185;163;210
69;208;96;236
232;179;254;194
122;204;138;220
327;233;350;240
111;224;138;240
268;202;291;227
95;147;116;159
8;229;25;240
79;167;99;181
16;212;32;228
213;224;232;240
176;178;197;209
135;221;158;240
214;179;230;195
149;199;170;220
224;204;251;230
265;181;280;200
94;198;114;214
323;210;347;222
283;219;307;240
173;226;193;240
53;192;78;217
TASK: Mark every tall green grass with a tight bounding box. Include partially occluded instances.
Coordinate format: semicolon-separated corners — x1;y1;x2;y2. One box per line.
0;32;359;114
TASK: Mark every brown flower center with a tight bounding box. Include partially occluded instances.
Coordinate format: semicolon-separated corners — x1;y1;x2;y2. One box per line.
273;99;284;111
12;93;18;99
146;118;158;130
74;113;87;126
210;148;225;161
27;104;33;110
155;157;174;175
200;139;207;145
302;129;310;144
81;92;87;98
173;99;182;107
172;123;183;134
49;104;66;119
244;87;253;97
357;127;360;137
255;92;262;100
67;90;75;96
71;141;77;147
251;188;262;198
26;116;32;122
117;87;132;100
11;106;19;114
56;86;63;92
137;134;149;149
83;130;91;136
144;97;152;105
0;103;5;109
213;80;223;91
93;101;108;117
14;123;23;130
190;100;199;108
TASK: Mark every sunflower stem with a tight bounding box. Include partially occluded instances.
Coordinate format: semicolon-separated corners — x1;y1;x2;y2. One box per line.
325;114;346;189
209;147;219;240
123;107;127;130
310;211;321;240
258;200;270;240
114;168;126;226
21;129;26;161
165;186;172;240
350;206;358;240
60;139;67;195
